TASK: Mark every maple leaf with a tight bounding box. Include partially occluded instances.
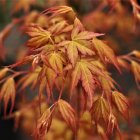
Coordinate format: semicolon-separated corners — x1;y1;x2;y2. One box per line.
42;6;74;17
58;18;98;65
26;24;52;49
48;20;73;35
58;99;77;132
107;113;121;138
37;65;57;102
33;108;53;140
131;61;140;89
0;77;16;116
90;96;109;123
41;52;66;74
99;71;116;94
92;38;120;72
18;67;41;90
71;59;105;107
112;91;129;120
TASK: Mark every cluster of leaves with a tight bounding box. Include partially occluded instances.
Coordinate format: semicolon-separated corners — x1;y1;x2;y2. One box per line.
0;2;140;140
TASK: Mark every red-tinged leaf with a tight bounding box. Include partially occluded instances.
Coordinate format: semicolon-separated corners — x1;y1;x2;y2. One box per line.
45;67;56;93
0;77;16;116
18;67;41;90
48;20;72;34
58;99;77;132
58;40;94;66
38;77;46;104
90;96;109;123
33;108;53;140
73;31;104;40
26;24;51;49
131;61;140;89
71;59;101;107
38;67;52;103
92;38;121;72
72;18;84;34
112;91;129;120
107;113;121;138
99;71;116;94
38;65;57;101
42;6;73;17
72;18;104;40
58;18;98;65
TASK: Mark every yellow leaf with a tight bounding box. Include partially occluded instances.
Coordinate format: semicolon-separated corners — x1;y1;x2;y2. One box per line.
58;99;77;132
91;96;109;123
131;61;140;88
0;77;16;116
112;91;129;120
34;108;52;140
0;68;9;80
47;52;66;73
26;24;51;49
92;38;120;72
18;67;41;90
71;59;104;107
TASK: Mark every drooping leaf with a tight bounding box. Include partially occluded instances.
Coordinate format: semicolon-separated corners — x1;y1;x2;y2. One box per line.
37;66;56;102
99;72;116;93
58;99;77;132
0;77;16;116
0;68;9;80
107;113;121;138
112;91;129;120
26;24;52;49
131;61;140;89
90;96;109;123
18;67;41;90
92;38;120;72
42;6;74;17
33;108;53;140
71;59;104;107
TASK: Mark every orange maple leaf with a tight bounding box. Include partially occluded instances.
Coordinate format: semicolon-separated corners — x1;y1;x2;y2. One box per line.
26;24;52;49
112;91;129;120
71;59;105;107
0;77;16;116
90;96;109;123
92;38;120;72
58;99;77;132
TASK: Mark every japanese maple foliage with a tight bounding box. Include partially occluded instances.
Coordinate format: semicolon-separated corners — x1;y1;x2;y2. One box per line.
0;4;140;140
